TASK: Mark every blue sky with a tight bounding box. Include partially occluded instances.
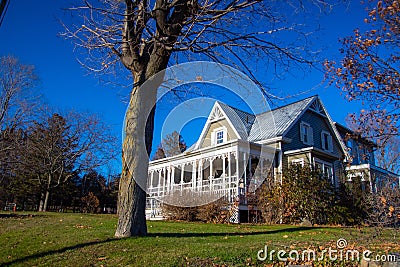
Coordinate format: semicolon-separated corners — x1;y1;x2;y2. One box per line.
0;1;370;171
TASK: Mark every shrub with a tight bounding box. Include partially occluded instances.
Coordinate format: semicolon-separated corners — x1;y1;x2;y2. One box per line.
196;199;229;223
81;192;99;213
365;177;400;227
257;164;336;225
161;204;198;221
161;198;229;223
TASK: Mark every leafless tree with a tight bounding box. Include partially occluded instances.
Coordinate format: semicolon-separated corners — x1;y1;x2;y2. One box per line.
151;144;166;160
365;176;400;228
62;0;340;237
161;131;187;157
376;136;400;174
0;56;39;130
21;110;117;212
0;55;39;186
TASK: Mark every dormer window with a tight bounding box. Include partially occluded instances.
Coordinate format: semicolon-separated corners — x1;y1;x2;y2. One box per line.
212;127;227;145
216;130;224;144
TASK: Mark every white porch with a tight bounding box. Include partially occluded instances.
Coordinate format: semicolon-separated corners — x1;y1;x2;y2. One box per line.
147;140;275;209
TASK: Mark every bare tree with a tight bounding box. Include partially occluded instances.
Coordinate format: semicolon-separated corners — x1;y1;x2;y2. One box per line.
0;56;38;130
365;176;400;228
0;55;39;187
151;144;166;160
376;136;400;174
161;131;187;157
63;0;338;237
21;111;117;212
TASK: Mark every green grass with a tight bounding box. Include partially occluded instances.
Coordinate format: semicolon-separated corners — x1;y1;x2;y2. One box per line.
0;212;399;266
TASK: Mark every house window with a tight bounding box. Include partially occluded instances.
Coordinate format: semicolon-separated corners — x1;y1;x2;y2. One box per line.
352;143;360;165
315;161;323;172
321;130;333;152
323;164;333;180
212;127;227;145
300;122;313;145
314;158;334;184
292;158;304;167
346;139;353;151
216;130;224;144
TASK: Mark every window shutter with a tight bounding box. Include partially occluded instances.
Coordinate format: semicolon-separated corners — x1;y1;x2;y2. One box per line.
300;123;304;142
328;134;333;152
223;126;227;142
307;126;314;145
321;132;326;149
211;130;215;145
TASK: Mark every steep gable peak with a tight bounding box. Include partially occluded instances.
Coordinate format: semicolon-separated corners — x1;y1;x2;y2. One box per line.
209;103;225;121
308;97;328;117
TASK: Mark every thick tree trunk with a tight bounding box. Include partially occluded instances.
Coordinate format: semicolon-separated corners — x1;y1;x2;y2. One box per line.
38;193;45;212
115;43;171;237
115;72;158;237
39;190;50;212
43;190;50;212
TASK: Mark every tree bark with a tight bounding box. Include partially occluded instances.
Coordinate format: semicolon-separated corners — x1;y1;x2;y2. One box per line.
115;41;171;237
115;72;159;237
38;190;50;212
43;190;50;212
38;193;44;212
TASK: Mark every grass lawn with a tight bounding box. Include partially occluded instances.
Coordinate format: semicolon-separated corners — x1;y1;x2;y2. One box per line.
0;212;399;266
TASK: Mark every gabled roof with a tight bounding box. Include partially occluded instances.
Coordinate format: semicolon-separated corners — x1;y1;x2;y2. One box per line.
194;101;251;149
248;96;315;142
192;95;348;155
217;102;255;139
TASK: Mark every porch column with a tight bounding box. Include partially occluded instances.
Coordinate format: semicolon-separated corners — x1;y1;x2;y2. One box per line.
166;166;171;193
162;167;166;194
180;163;184;193
278;149;283;184
236;151;240;198
157;170;161;196
170;166;174;192
228;152;232;202
192;160;197;190
248;156;252;192
243;152;247;194
222;154;226;191
210;157;213;191
171;166;175;193
199;160;203;191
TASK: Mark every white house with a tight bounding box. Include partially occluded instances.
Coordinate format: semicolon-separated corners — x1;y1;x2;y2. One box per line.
146;96;399;222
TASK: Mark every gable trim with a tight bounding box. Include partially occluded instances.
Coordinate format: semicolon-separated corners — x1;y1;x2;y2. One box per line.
195;102;241;150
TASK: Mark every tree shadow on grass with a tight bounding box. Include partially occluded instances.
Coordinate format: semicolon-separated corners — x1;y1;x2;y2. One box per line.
2;238;117;266
147;226;314;238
